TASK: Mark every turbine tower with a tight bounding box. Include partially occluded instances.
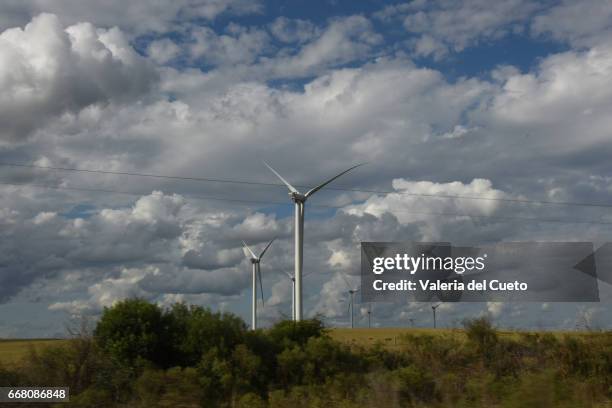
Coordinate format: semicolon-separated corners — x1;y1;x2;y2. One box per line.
242;238;275;330
264;162;364;321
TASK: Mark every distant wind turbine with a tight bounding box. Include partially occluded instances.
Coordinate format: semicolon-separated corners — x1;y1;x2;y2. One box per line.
341;273;360;329
282;270;312;321
242;238;275;330
432;303;442;329
264;161;364;321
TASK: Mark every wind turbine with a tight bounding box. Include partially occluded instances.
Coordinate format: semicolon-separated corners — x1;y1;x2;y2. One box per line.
242;238;275;330
282;270;312;321
341;273;360;329
264;161;364;321
367;303;373;328
432;303;442;329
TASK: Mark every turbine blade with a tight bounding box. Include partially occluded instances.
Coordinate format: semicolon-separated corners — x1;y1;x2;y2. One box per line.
304;163;365;198
242;241;257;259
339;272;353;290
258;266;265;306
263;161;299;193
259;237;275;259
282;270;293;279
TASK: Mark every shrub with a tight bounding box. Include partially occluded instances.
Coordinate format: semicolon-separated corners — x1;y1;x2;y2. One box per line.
463;316;498;361
267;318;327;349
392;365;439;404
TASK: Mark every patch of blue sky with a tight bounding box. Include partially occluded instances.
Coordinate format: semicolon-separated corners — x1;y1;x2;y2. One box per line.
426;34;569;82
60;203;97;219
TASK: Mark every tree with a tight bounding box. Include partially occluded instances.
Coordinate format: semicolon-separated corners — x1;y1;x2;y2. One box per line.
94;298;173;368
167;302;247;366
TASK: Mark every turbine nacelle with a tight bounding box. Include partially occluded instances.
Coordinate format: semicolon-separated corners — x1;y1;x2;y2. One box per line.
290;192;307;202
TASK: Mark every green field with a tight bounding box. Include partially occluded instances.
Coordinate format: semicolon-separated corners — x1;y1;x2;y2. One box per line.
330;327;458;347
327;327;594;348
0;339;67;365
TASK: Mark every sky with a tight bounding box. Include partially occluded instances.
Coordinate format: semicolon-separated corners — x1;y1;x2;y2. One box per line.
1;0;612;337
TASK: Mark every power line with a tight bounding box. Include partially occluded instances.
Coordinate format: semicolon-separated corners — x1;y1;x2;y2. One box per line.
3;180;612;226
2;161;612;209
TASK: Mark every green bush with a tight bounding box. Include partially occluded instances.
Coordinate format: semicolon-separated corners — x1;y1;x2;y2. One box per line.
463;316;498;361
267;318;327;349
392;365;439;404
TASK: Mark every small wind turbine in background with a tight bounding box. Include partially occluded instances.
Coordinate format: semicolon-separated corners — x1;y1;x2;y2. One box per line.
341;273;360;329
242;238;275;330
432;303;442;329
282;270;312;321
367;303;373;328
264;161;364;321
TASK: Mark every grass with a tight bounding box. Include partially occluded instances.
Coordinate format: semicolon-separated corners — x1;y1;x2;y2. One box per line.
0;339;67;366
329;327;463;348
328;327;606;348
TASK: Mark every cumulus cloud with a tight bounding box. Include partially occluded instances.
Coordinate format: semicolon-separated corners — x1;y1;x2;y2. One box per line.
486;43;612;156
2;2;612;335
376;0;540;58
269;17;320;44
147;38;181;64
191;23;270;66
0;13;157;141
0;0;262;34
532;0;612;48
345;178;511;240
265;15;383;77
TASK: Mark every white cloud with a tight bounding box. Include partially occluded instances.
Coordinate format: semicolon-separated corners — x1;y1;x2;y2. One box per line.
267;15;382;77
269;17;319;44
532;0;612;48
0;0;262;35
0;13;157;141
191;24;270;66
147;38;181;64
378;0;540;58
345;178;510;240
486;44;612;153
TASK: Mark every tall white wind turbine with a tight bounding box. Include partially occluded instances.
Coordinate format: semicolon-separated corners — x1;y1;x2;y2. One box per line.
242;238;275;330
264;162;364;321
